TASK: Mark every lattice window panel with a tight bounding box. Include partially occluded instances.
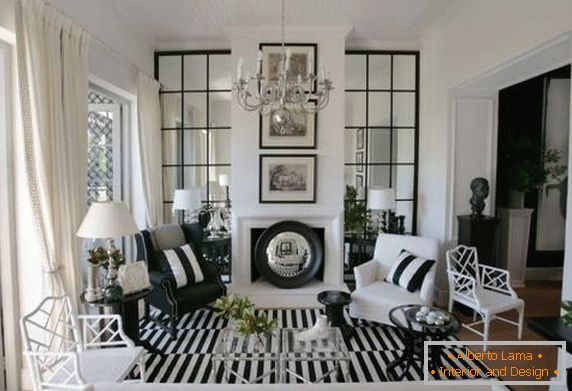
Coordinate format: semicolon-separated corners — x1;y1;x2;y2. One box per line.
88;90;114;104
87;90;115;204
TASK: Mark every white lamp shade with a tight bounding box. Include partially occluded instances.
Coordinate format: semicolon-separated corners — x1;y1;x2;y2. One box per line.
218;174;230;187
173;188;202;210
367;188;396;210
77;202;139;239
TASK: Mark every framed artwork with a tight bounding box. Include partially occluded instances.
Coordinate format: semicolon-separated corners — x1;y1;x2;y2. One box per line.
259;154;317;203
260;101;317;149
356;128;364;150
355;151;364;172
355;175;364;189
259;43;317;93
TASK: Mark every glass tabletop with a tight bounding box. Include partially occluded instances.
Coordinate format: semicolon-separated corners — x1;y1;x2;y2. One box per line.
213;327;281;361
281;328;349;360
389;304;461;336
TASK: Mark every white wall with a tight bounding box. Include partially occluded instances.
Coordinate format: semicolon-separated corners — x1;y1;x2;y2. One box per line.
419;0;572;300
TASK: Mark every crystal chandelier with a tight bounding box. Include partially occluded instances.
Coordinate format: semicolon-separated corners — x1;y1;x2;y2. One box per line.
233;0;333;133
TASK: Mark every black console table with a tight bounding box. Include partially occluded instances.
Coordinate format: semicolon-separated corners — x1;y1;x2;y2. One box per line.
457;215;499;266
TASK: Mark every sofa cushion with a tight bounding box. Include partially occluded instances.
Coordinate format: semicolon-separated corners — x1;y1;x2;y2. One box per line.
385;249;435;292
149;225;187;251
157;244;205;288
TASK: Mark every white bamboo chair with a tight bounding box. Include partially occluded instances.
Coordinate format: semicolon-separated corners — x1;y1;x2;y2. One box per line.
21;295;145;391
446;245;524;349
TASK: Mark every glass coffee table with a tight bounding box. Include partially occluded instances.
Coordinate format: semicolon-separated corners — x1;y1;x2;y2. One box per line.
212;328;281;384
213;327;350;384
281;327;350;383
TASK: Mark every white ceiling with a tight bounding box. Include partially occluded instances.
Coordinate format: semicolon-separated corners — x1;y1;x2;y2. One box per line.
103;0;463;47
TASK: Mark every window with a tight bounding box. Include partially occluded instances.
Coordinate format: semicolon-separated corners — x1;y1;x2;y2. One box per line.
87;89;122;203
344;51;419;234
155;51;232;223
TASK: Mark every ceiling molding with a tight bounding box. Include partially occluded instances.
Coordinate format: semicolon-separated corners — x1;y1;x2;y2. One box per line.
227;24;354;39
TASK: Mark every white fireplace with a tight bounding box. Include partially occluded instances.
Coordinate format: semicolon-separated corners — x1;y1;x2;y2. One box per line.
228;208;348;308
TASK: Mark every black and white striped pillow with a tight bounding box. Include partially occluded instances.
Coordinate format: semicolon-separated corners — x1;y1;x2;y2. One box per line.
158;244;204;288
385;249;435;292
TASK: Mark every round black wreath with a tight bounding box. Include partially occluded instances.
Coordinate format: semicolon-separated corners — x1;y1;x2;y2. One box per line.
254;220;323;289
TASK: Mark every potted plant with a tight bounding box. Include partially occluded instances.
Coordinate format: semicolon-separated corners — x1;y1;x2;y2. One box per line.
85;247;125;302
499;140;566;208
344;185;368;233
214;295;277;350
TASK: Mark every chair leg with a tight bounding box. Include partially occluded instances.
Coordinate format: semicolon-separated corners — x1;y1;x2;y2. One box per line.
144;301;150;319
448;296;454;313
473;310;477;322
170;312;178;340
483;315;490;351
517;305;524;340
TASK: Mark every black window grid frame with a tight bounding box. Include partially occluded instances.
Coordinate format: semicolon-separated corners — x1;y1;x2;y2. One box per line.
344;50;420;235
155;50;232;215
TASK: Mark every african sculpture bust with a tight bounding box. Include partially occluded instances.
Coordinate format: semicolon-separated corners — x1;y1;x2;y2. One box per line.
470;177;490;217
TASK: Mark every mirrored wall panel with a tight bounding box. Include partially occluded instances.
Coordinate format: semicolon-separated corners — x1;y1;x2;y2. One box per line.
344;51;419;234
156;51;232;223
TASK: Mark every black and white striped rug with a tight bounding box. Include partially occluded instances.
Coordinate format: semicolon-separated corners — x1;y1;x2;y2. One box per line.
138;308;491;383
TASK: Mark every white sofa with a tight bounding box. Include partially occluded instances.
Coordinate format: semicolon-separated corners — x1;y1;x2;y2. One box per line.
349;234;439;325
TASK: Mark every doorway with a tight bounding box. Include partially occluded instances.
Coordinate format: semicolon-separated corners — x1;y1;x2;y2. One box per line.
496;65;570;274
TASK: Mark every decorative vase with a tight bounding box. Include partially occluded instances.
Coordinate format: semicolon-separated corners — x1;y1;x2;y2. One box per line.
85;264;103;302
207;208;224;238
508;190;525;209
295;314;329;341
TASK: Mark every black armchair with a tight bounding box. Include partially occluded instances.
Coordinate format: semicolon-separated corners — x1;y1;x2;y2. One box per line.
135;223;226;339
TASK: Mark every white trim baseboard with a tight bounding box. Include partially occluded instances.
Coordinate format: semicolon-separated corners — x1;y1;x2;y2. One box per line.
525;267;564;282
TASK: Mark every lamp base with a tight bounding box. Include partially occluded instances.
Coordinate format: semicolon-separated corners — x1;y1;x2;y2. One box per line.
103;284;124;303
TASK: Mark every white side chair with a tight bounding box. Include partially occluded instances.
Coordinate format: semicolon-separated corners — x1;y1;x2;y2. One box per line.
349;233;439;325
446;245;524;349
21;295;145;391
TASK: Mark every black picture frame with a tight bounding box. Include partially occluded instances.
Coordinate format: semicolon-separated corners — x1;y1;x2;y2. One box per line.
355;174;364;189
259;100;318;149
259;154;317;204
259;43;318;93
355;151;364;172
357;128;364;150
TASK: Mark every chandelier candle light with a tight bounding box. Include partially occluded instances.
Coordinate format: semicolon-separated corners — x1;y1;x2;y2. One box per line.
234;0;333;133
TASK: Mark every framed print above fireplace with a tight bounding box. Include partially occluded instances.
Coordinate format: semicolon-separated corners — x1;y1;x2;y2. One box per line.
260;100;317;149
259;43;317;93
259;154;317;203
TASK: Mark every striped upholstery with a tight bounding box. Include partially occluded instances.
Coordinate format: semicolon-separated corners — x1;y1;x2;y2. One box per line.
158;244;204;288
385;249;435;292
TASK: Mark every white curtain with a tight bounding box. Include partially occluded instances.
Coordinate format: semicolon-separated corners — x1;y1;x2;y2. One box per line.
16;0;90;300
137;72;163;227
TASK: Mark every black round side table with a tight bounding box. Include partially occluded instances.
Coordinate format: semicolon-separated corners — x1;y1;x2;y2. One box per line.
387;304;461;381
317;290;354;338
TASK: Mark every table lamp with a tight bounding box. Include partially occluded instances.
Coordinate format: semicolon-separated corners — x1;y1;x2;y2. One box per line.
77;202;139;302
367;188;396;234
173;188;202;224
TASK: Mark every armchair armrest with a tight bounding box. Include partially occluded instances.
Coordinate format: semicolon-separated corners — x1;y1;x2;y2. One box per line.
478;264;516;297
447;270;480;306
149;271;175;291
354;260;379;290
78;314;134;348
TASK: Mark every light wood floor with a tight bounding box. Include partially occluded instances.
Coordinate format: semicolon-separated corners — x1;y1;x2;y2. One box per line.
451;280;562;391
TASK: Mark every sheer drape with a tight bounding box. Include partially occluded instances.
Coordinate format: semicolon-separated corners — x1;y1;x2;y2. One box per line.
16;0;90;300
137;72;163;227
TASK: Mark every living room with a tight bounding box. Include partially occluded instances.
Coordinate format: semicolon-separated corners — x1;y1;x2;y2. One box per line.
1;0;572;390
